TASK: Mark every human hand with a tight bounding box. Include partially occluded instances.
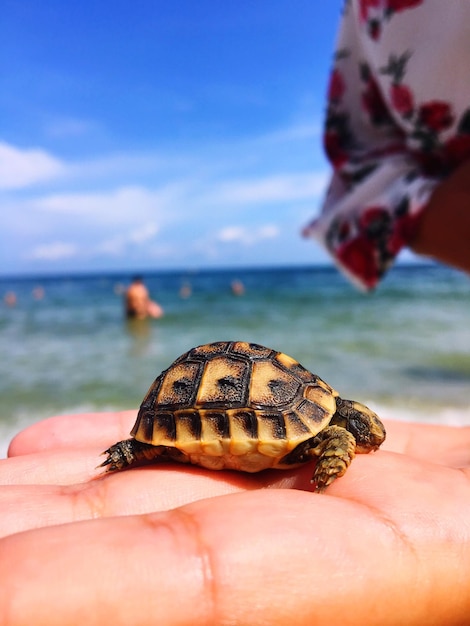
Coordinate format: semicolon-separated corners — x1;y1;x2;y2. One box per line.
1;411;470;625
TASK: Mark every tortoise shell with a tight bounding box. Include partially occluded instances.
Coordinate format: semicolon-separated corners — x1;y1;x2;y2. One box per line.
131;341;338;471
102;341;386;490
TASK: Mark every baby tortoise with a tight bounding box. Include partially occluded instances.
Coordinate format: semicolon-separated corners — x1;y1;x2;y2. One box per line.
101;341;386;491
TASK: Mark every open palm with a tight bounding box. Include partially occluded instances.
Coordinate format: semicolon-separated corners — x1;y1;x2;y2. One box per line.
1;410;470;625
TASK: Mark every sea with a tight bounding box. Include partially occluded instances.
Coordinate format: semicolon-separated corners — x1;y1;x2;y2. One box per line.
1;263;469;458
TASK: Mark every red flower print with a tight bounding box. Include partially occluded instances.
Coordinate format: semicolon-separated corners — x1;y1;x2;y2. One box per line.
338;219;351;242
360;206;390;234
389;211;422;255
444;134;470;168
362;77;392;126
387;0;423;13
390;83;414;118
328;69;345;103
411;150;445;177
336;236;379;290
360;0;380;22
368;19;382;40
324;130;348;169
418;101;454;133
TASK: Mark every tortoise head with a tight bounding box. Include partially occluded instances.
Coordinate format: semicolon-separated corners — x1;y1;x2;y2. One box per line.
332;397;386;453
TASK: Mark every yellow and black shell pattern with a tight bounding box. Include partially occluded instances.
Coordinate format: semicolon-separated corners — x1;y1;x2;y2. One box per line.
130;341;339;472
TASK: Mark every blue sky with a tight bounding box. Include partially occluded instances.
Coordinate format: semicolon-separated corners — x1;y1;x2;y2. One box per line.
1;1;345;276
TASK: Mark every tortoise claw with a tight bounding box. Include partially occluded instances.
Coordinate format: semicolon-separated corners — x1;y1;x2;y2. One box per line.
97;454;113;469
97;441;135;472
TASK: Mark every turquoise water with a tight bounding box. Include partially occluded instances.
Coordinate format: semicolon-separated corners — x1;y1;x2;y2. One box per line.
1;264;469;456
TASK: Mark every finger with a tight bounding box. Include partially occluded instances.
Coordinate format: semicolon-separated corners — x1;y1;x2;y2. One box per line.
382;420;470;467
1;447;100;485
0;454;310;538
2;439;304;487
7;411;137;457
0;449;466;541
1;488;469;626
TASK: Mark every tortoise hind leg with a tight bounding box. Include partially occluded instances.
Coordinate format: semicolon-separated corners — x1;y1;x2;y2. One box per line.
100;439;189;472
280;425;356;492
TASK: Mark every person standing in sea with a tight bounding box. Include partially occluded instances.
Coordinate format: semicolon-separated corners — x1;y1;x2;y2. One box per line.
124;275;164;320
303;0;470;290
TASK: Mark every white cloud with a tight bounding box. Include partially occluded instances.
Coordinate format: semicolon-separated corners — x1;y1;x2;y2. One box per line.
95;237;126;256
28;241;78;261
0;142;65;190
256;122;321;144
32;186;169;226
257;224;280;239
0;119;331;272
96;222;160;257
216;224;280;246
217;226;247;243
205;172;328;206
66;151;191;184
128;222;159;244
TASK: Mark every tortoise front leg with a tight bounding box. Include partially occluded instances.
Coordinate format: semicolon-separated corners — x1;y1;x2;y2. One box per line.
100;439;189;472
310;425;356;491
281;425;356;492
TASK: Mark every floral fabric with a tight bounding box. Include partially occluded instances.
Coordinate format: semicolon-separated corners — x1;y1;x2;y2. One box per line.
303;0;470;290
